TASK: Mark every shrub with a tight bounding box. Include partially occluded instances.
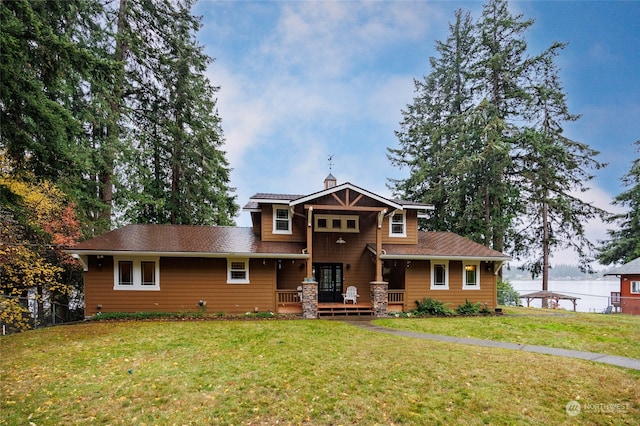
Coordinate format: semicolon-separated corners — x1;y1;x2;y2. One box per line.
456;299;481;316
413;297;454;316
90;311;175;321
497;279;521;306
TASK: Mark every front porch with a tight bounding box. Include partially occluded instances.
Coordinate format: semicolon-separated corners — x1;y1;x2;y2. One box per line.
275;288;405;316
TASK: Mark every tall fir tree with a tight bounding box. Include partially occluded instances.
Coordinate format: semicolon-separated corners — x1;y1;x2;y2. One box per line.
1;0;112;234
513;49;608;288
389;9;476;233
389;0;607;279
598;141;640;265
115;0;238;225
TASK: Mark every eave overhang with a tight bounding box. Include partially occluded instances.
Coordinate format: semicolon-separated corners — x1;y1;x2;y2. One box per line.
67;249;309;260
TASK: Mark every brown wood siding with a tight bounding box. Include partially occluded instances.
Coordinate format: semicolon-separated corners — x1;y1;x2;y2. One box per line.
311;225;377;301
84;256;277;316
276;259;307;290
620;274;640;315
404;260;497;310
260;204;306;242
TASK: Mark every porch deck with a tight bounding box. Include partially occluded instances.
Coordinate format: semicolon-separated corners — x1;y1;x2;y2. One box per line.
318;302;373;317
275;288;405;316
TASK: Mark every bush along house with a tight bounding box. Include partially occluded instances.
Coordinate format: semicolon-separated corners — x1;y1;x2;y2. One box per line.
68;175;511;318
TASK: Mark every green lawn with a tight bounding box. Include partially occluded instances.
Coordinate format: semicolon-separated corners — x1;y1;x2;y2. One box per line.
376;307;640;359
1;318;638;425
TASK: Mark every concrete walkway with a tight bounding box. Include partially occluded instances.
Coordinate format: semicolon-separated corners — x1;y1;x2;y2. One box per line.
346;320;640;371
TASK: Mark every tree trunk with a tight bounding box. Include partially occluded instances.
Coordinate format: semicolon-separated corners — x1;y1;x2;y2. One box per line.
100;0;129;227
541;196;550;308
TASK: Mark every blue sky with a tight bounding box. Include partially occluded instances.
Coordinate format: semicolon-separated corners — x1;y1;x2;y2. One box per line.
193;1;639;263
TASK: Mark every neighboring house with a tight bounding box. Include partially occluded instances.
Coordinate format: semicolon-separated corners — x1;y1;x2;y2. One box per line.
604;257;640;315
68;176;511;318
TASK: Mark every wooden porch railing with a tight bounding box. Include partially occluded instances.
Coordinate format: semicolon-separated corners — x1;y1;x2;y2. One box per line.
388;289;405;305
611;292;621;307
276;289;301;304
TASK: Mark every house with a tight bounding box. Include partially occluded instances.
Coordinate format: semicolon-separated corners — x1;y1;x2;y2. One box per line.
68;176;511;318
604;257;640;315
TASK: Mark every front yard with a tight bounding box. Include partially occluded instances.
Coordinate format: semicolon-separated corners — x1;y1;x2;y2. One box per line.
1;313;638;425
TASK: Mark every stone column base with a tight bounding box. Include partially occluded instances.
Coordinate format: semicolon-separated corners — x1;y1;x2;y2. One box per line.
369;281;388;318
302;279;318;319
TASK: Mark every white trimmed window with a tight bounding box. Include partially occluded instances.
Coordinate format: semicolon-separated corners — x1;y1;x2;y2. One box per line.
389;212;406;237
227;258;249;284
430;261;449;290
273;205;292;234
462;262;480;290
114;257;160;290
631;281;640;294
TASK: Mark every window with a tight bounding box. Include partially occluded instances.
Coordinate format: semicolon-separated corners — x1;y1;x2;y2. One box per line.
314;214;359;233
430;261;449;290
273;205;292;234
118;261;133;286
227;259;249;284
141;261;156;286
463;262;480;290
114;258;159;290
389;212;406;237
632;281;640;294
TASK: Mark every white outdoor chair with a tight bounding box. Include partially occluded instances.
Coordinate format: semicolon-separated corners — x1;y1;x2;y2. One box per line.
342;286;359;304
297;286;303;302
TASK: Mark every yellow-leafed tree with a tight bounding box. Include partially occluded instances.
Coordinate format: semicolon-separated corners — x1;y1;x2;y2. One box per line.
0;160;83;332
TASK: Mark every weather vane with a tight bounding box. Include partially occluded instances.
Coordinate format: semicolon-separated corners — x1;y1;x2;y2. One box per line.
328;154;334;172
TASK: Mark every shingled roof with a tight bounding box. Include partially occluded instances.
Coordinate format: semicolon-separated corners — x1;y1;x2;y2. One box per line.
371;232;511;260
69;224;307;257
243;182;433;212
604;257;640;275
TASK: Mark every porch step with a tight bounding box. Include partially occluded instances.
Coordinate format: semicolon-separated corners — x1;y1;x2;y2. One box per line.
318;303;374;317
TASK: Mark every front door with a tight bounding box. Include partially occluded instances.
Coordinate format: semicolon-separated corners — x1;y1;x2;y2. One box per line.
315;263;343;303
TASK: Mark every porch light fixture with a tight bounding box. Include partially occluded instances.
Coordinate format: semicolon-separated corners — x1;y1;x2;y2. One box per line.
406;261;411;268
336;236;346;244
97;255;104;268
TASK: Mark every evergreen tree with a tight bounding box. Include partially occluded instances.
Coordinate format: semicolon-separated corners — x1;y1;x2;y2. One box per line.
389;0;607;279
0;0;112;234
469;0;537;252
598;141;640;265
389;9;476;233
116;0;238;225
513;49;608;286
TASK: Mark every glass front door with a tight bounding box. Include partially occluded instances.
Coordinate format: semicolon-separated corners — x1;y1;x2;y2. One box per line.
315;263;343;303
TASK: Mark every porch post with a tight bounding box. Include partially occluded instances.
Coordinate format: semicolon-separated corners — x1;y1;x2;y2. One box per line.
302;279;318;319
306;207;314;278
369;209;388;317
370;281;388;318
376;209;386;282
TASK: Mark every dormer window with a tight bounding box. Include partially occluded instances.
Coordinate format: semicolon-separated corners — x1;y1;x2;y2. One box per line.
273;205;292;234
389;212;406;237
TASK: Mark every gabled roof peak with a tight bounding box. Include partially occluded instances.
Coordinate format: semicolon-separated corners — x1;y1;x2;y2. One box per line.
244;181;434;212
